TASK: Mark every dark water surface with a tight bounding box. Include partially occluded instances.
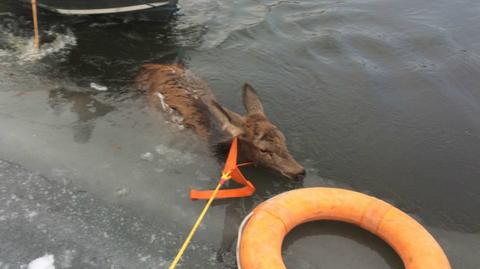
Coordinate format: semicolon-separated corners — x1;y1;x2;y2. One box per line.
0;0;479;268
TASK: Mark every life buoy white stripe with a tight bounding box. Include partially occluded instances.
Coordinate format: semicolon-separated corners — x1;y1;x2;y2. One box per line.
236;212;252;269
50;2;170;15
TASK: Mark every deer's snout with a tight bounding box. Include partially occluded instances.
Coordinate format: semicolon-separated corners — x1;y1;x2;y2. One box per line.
276;156;306;181
284;167;306;181
292;168;306;181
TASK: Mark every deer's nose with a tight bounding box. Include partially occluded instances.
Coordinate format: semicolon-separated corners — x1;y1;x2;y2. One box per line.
292;169;306;181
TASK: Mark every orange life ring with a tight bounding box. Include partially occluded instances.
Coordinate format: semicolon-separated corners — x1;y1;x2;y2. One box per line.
237;187;451;269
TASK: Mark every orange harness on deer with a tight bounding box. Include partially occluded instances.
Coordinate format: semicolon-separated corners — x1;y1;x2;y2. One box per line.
190;137;256;200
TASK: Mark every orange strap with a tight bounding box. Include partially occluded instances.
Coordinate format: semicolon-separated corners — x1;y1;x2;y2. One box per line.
190;137;256;200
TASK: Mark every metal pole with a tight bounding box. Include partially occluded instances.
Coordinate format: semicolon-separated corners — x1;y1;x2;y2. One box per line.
31;0;39;49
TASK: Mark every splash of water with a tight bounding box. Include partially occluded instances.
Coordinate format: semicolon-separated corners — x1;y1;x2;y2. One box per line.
0;14;76;64
6;30;76;63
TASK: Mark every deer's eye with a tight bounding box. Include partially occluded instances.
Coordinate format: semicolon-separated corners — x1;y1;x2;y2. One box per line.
260;149;273;158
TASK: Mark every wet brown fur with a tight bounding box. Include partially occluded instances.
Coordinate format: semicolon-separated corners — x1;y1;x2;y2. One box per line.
136;63;213;138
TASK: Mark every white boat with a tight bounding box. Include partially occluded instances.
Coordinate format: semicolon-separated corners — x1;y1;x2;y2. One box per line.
21;0;178;17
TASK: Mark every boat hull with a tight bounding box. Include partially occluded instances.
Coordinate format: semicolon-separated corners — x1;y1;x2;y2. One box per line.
23;0;178;16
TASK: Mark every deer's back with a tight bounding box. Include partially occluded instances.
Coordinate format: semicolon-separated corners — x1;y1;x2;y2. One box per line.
136;64;215;138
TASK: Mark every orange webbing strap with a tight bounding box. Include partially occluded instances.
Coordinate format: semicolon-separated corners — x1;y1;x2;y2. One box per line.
190;137;256;200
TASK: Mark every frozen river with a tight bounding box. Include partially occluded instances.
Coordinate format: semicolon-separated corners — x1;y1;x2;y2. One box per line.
1;0;479;268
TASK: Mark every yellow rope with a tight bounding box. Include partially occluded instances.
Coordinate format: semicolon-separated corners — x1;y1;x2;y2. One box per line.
168;171;232;269
31;0;39;49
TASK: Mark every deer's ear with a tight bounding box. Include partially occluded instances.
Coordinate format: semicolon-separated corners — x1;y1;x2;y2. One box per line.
243;83;265;116
209;100;244;137
221;106;245;127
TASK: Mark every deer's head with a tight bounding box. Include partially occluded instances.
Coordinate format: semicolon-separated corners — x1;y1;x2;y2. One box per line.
209;84;306;181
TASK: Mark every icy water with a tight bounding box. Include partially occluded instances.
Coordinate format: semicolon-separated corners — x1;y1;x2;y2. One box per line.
0;0;479;268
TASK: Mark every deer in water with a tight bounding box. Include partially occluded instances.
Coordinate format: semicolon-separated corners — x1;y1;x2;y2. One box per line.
136;64;306;181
